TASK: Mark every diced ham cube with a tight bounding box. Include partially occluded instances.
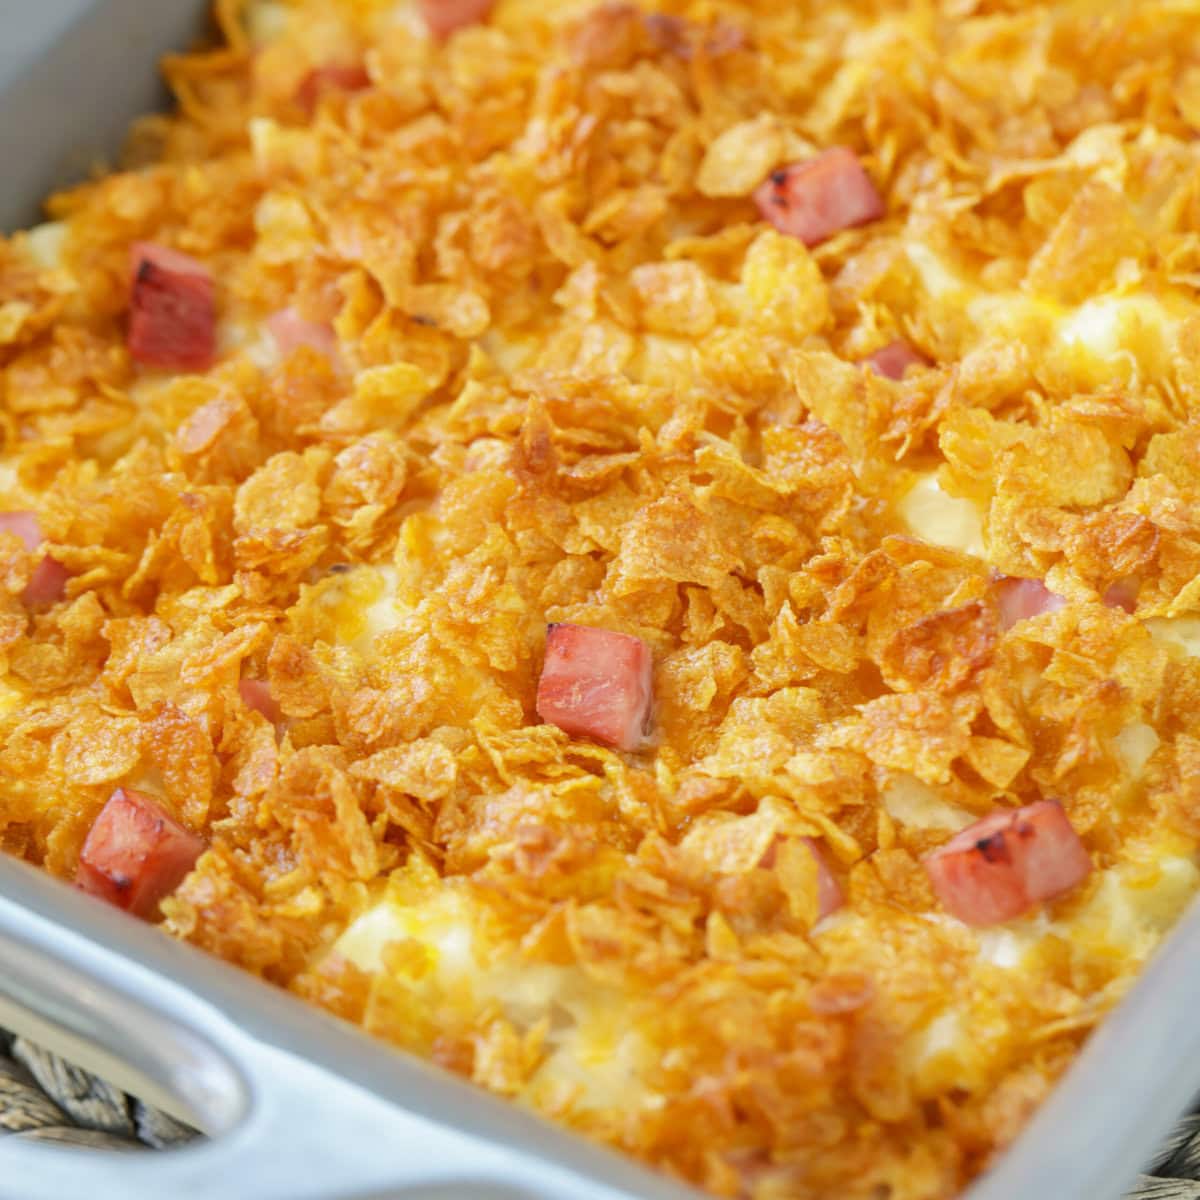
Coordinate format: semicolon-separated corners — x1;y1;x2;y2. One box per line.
295;63;372;114
1102;577;1139;614
128;243;216;372
418;0;495;39
994;575;1066;631
0;511;42;553
0;511;68;606
923;800;1091;927
865;339;927;380
802;837;844;921
240;677;282;725
267;308;338;359
76;788;206;920
536;622;653;751
643;13;745;60
760;836;844;921
22;556;70;607
753;147;885;247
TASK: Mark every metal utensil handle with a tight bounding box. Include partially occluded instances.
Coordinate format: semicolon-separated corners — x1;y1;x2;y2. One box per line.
0;856;702;1200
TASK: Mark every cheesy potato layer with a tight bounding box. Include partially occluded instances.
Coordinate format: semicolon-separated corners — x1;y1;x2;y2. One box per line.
4;2;1200;1197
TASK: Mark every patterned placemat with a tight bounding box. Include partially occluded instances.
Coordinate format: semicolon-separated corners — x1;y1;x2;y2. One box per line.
0;1025;1195;1194
0;1028;198;1151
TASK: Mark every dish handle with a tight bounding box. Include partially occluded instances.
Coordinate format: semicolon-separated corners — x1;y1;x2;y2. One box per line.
0;854;700;1200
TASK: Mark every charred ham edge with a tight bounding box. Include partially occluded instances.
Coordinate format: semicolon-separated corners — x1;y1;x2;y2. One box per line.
536;622;653;752
0;511;69;606
76;788;207;920
128;242;216;373
923;799;1091;926
753;147;885;248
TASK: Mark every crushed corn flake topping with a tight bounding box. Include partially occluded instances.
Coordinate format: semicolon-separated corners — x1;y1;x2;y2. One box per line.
4;0;1200;1195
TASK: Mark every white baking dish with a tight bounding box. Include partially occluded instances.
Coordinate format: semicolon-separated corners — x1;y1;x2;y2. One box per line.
0;4;1196;1198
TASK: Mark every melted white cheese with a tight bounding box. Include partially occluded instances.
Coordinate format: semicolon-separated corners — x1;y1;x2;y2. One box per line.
974;927;1030;970
902;852;1199;1093
967;855;1198;969
905;239;1186;382
883;775;974;830
1054;294;1174;377
908;1011;964;1070
22;222;67;271
356;564;404;649
906;242;963;300
336;893;469;974
1147;617;1200;659
246;0;290;44
220;320;279;370
304;564;404;655
0;462;21;497
899;474;986;558
1114;722;1159;781
333;890;657;1113
1070;857;1199;955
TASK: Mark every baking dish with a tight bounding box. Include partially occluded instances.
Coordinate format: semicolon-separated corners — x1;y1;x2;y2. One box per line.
1;3;1199;1198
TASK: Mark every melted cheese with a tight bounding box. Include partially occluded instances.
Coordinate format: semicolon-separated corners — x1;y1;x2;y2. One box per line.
528;1024;656;1113
335;888;477;978
220;320;279;370
965;856;1198;966
902;852;1199;1094
898;474;986;558
304;563;404;654
1114;721;1159;781
1147;617;1200;659
356;564;405;647
905;239;1190;385
906;242;963;301
388;3;430;38
22;222;68;271
974;927;1029;970
906;1010;966;1082
1071;856;1199;957
333;890;657;1113
0;462;21;500
883;774;974;830
247;1;291;44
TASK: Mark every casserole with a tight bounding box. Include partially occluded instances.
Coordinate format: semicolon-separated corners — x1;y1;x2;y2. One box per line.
2;2;1200;1200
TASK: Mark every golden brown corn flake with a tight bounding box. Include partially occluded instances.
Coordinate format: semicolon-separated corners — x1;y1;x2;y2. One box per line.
6;0;1200;1195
